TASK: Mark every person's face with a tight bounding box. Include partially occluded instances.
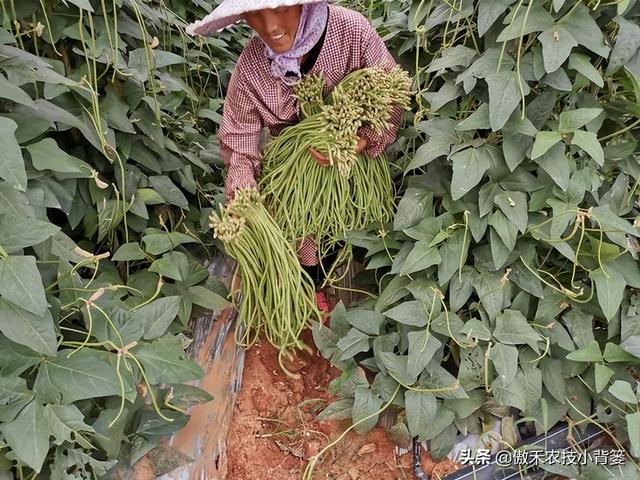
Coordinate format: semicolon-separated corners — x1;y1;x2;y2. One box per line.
244;5;302;53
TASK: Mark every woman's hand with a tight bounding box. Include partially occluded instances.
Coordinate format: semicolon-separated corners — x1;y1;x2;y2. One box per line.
309;137;368;166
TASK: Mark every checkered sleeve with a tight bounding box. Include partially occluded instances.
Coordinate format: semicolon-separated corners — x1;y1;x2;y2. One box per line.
218;64;263;202
357;20;403;158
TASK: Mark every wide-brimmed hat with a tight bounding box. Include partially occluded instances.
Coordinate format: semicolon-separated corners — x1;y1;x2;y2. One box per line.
186;0;323;36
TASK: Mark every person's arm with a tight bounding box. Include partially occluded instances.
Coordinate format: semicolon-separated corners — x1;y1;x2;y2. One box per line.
357;20;404;158
218;67;263;201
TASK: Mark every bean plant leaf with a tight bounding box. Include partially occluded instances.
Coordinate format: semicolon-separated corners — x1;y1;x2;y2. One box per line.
477;0;514;37
531;131;562;159
0;401;49;473
405;391;437;438
558;108;603;133
539;27;577;74
135;296;181;340
450;146;491;200
0;299;56;356
565;340;602;362
571;130;604;165
486;71;529;131
132;336;204;385
352;388;383;434
0;117;26;191
493;310;541;352
35;349;127;404
0;255;47;316
607;16;640;75
489;342;518;384
590;267;626;321
609;381;638;404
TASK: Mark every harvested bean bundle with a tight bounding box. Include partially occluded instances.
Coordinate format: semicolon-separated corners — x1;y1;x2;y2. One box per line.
209;188;321;378
259;67;409;260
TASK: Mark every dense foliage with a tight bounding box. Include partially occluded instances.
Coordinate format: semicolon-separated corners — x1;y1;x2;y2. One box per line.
0;0;243;476
313;0;640;476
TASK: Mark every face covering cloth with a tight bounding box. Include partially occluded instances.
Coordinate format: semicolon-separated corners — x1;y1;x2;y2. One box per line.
263;1;328;85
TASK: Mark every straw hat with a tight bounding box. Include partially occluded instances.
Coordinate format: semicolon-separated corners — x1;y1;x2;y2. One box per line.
186;0;323;36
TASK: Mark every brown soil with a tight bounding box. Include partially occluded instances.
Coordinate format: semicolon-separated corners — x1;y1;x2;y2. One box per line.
225;326;461;480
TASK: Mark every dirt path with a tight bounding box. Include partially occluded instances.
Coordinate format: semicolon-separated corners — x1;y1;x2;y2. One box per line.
225;327;460;480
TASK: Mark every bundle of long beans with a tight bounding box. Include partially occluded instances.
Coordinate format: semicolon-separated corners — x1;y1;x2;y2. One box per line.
209;188;321;378
259;66;411;261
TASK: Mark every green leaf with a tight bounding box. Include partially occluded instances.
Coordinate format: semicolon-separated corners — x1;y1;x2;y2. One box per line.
493;309;541;352
609;380;638;404
375;275;410;312
378;353;417;385
571;130;604;165
187;285;230;311
352;388;383;434
427;45;477;73
26;138;90;174
604;342;640;363
134;296;181;340
0;74;33;107
494;191;528;233
317;398;354;421
0;255;47;316
473;272;505;321
449;267;477;312
594;363;614;393
540;358;566;404
112;242;146;261
149;176;188;209
0;217;59;253
438;228;471;285
486;71;529;131
0;298;56;356
498;2;554;41
450;146;492;200
141;231;198;255
627;412;640;457
558;108;603;133
45;404;93;446
535;143;569;190
531;131;562;159
336;328;370;361
407;331;442;379
456;103;490;131
344;309;385;336
62;0;94;11
35;349;127;404
400;241;442;276
568;53;604;87
565;339;602;362
406;140;450;171
539;27;577;73
489;343;518;384
0;117;26;191
590;267;626;321
384;301;427;327
460;319;492;341
607;16;640;75
423;81;461;111
149;251;190;281
0;376;33;422
405;391;437;438
133;336;203;384
477;0;514;37
0;401;48;472
492;374;527;411
561;5;610;58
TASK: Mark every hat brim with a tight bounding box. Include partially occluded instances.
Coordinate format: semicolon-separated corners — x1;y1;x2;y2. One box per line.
186;0;323;36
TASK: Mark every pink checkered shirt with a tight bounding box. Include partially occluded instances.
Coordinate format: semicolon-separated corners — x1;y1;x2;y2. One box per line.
218;4;403;265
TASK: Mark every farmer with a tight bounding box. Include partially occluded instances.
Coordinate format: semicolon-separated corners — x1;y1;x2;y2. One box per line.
187;0;403;309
